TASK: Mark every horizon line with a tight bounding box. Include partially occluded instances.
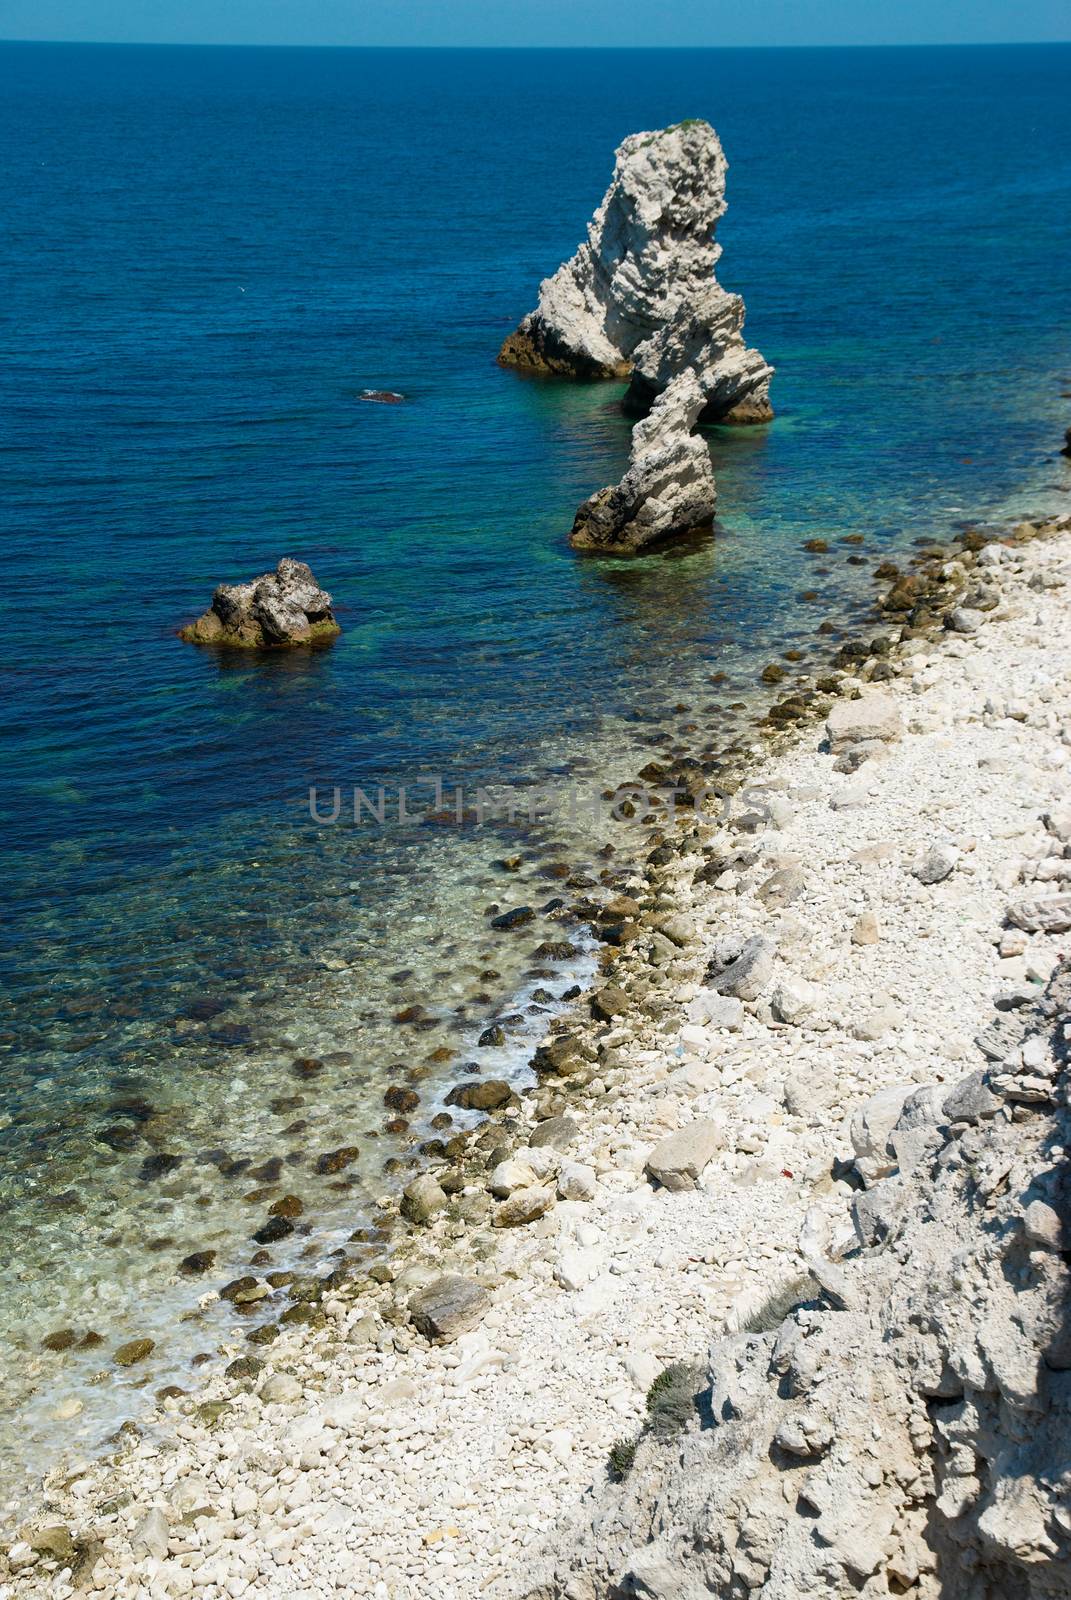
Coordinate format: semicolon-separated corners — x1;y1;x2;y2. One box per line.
2;38;1070;52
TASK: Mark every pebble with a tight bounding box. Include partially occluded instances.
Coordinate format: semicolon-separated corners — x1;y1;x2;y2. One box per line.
259;1373;302;1404
912;843;960;884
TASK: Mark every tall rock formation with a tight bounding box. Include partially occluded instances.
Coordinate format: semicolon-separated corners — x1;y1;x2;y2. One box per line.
499;120;772;426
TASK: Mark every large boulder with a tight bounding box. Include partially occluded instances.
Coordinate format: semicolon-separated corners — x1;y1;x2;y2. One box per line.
499;120;772;425
180;557;340;649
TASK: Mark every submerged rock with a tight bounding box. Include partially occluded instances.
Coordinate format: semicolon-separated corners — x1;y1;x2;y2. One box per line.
113;1337;154;1367
180;557;340;649
570;373;716;553
499;120;771;425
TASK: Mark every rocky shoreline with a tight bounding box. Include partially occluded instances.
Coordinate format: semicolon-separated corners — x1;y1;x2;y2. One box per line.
7;506;1071;1598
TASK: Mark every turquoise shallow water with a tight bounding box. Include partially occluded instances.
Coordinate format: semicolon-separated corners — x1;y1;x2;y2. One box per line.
1;41;1070;1508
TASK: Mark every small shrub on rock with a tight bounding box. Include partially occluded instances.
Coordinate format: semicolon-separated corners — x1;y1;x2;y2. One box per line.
645;1362;702;1438
738;1274;819;1334
607;1437;638;1480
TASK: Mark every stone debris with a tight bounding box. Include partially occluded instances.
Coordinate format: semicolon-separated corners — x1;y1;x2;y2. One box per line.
526;966;1071;1600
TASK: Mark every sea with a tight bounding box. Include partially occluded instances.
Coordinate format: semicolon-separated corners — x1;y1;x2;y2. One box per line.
1;39;1069;1515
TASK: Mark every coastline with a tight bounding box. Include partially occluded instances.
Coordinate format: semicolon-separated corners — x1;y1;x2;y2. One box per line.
7;496;1071;1596
0;469;962;1510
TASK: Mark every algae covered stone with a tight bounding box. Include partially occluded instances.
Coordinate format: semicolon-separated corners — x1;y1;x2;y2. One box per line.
114;1337;155;1367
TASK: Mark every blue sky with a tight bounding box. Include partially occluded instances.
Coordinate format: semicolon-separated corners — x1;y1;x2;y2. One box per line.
0;0;1068;47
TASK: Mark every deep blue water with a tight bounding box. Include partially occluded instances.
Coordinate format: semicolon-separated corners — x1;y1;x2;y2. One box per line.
0;41;1069;1504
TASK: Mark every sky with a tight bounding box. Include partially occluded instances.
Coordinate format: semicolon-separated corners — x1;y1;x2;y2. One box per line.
0;0;1068;48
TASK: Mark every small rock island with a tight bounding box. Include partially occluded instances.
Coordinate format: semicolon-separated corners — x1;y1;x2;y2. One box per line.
180;557;341;648
500;119;772;552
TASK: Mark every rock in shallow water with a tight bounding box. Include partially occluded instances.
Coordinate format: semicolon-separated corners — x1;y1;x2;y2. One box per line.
180;557;340;649
570;373;717;553
114;1337;154;1367
498;119;771;425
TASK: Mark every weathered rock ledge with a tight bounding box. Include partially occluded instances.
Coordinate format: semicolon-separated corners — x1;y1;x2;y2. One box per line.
180;557;340;649
524;987;1071;1598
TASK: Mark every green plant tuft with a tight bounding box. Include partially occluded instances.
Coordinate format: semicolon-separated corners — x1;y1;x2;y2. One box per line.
607;1437;637;1479
645;1361;702;1438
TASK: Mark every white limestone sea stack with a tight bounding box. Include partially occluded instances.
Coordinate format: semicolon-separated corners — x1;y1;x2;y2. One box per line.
500;120;771;553
499;119;772;426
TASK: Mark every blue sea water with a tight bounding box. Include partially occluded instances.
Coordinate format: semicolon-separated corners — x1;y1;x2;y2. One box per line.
0;40;1069;1507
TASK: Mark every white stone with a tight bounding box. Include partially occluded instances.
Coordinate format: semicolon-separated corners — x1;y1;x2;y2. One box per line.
771;978;817;1025
557;1162;597;1202
645;1120;724;1191
131;1506;170;1561
259;1373;302;1405
688;993;745;1030
826;694;903;752
851;1085;912;1183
